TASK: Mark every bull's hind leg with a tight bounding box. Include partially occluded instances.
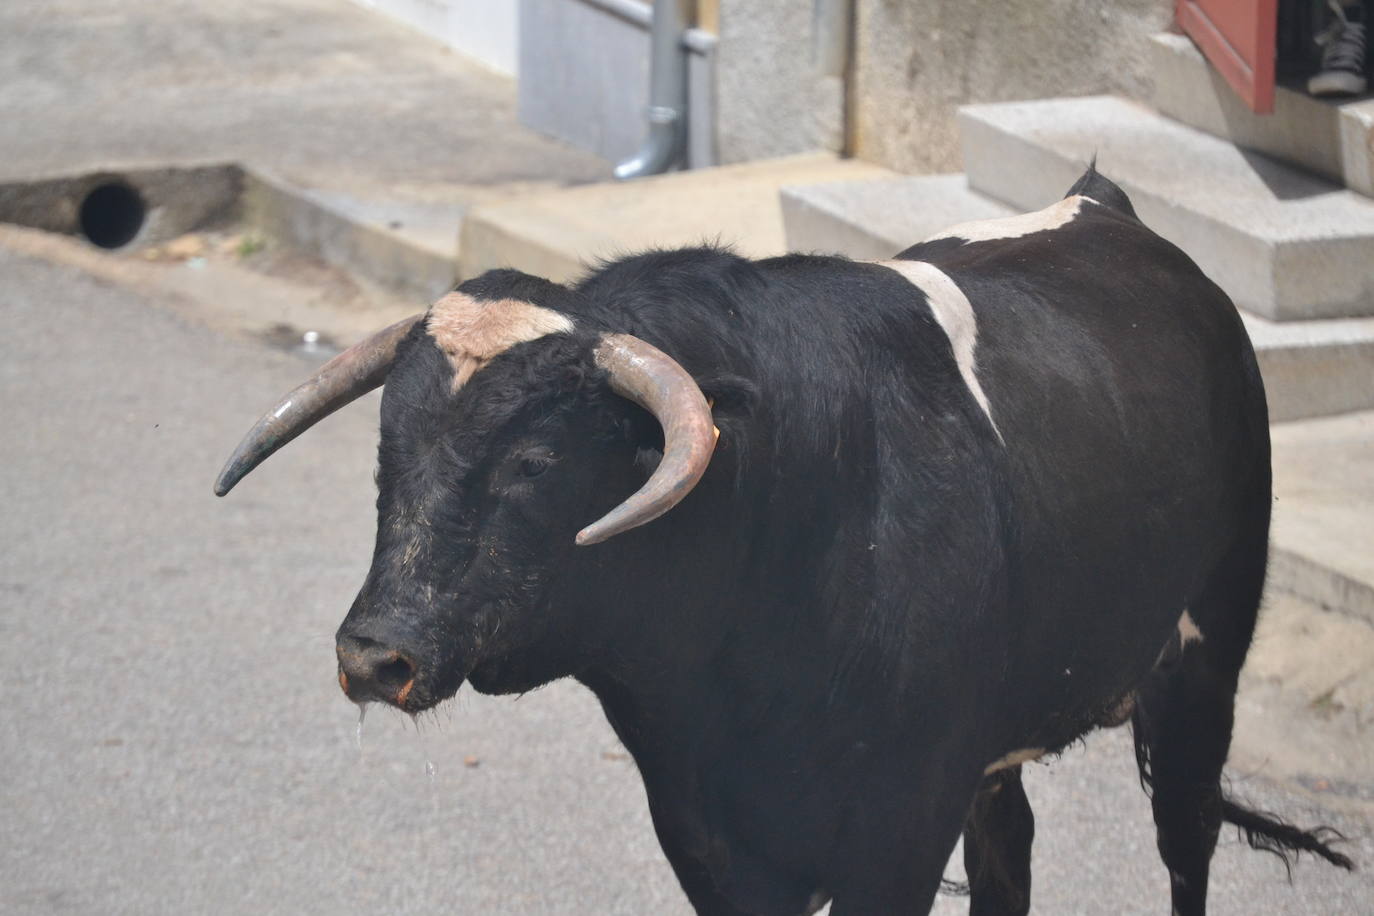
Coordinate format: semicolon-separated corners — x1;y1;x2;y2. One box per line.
1134;503;1355;915
1129;479;1363;915
1131;641;1236;916
963;766;1034;916
1130;506;1270;916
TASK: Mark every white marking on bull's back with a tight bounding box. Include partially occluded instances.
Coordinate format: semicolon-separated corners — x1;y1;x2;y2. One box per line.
426;292;575;391
925;194;1095;245
1178;609;1204;646
984;747;1045;775
878;259;1004;443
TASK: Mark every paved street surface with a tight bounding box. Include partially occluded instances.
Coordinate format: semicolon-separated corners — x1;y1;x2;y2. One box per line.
3;237;1372;915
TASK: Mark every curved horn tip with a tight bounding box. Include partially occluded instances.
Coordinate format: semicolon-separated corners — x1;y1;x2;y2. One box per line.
575;521;619;547
211;312;425;498
573;333;718;547
213;466;240;497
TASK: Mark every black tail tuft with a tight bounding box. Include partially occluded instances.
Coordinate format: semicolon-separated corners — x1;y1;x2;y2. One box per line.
1221;796;1356;876
937;878;970;896
1133;715;1355;875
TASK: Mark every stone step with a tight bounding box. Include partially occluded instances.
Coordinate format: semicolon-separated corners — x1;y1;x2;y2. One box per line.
958;94;1374;322
457;152;896;284
780;173;1014;259
1244;311;1374;421
1149;32;1374;198
779;171;1374;423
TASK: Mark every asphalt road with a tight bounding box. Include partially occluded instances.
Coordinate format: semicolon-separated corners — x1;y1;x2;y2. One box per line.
2;242;1371;914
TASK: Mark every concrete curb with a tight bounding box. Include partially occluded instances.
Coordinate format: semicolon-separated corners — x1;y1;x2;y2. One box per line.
1270;546;1374;631
0;161;462;305
239;170;458;304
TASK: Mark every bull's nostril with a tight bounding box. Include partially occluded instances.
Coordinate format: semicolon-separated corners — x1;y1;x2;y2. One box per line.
336;635;419;704
375;655;415;691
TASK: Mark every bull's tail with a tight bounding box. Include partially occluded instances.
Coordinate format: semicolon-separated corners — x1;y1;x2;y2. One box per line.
1220;794;1355;875
1133;706;1356;876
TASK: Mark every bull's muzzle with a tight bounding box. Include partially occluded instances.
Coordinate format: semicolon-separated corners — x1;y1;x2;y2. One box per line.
336;635;418;708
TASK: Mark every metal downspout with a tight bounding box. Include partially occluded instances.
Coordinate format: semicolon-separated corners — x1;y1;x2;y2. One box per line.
614;0;691;180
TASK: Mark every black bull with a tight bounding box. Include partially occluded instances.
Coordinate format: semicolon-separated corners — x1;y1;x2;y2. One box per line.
216;169;1352;914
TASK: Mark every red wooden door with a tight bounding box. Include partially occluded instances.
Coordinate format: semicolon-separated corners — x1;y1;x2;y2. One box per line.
1176;0;1279;113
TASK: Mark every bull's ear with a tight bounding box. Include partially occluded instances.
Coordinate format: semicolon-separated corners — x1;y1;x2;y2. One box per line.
558;364;587;393
618;372;754;480
698;373;757;446
618;372;754;455
697;373;758;418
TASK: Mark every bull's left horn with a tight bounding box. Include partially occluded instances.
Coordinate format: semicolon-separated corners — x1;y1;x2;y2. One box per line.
214;314;424;496
576;334;718;546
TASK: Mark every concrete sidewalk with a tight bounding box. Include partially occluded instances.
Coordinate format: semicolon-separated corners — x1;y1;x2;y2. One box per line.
0;0;607;193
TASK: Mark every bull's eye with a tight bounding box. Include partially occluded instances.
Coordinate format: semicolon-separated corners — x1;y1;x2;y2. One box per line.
519;453;554;478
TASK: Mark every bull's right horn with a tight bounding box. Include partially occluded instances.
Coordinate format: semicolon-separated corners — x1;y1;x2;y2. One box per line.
213;313;424;496
575;334;719;546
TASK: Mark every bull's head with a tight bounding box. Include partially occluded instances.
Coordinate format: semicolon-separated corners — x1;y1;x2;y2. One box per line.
215;281;718;712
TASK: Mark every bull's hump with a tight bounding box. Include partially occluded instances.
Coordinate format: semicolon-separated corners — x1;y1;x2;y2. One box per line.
923;194;1096;246
426;292;574;391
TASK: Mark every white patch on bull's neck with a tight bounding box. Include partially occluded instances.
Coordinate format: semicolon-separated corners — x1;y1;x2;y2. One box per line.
1178;609;1204;647
878;259;1004;444
426;292;575;391
925;195;1095;245
984;747;1045;775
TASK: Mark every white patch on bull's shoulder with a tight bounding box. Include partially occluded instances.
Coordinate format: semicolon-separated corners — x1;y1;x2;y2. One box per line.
925;194;1095;245
1178;609;1204;647
426;292;574;391
877;259;1004;444
983;747;1045;775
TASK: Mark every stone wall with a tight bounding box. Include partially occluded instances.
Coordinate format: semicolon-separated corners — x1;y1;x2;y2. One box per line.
850;0;1172;172
714;0;846;163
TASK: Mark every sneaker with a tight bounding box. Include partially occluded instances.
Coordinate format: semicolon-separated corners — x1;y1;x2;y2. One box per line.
1309;0;1367;97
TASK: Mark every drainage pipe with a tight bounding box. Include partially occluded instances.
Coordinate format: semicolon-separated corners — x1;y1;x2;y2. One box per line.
614;0;691;180
79;180;147;249
812;0;854;78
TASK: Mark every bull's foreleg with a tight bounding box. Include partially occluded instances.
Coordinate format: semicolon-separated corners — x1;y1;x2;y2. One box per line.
827;763;981;916
647;817;755;916
963;766;1034;916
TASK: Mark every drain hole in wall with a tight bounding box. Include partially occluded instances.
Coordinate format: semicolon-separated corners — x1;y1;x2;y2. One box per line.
79;182;146;249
